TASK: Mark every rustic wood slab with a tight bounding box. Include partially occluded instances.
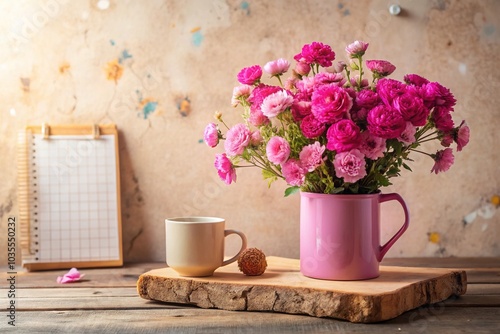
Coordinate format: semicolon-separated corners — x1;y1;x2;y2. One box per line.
137;256;467;323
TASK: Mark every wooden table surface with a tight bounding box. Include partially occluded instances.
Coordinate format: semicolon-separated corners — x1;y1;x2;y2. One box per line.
1;258;499;333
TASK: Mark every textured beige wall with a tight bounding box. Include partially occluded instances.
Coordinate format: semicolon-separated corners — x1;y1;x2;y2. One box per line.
1;0;499;266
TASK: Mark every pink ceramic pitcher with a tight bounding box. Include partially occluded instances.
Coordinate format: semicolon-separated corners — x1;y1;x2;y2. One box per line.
300;192;409;280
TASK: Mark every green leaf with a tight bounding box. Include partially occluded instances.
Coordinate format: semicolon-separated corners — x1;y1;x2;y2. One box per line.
284;186;300;197
402;163;413;172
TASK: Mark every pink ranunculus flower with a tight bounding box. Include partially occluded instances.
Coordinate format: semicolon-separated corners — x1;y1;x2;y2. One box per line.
359;131;386;160
367;104;407;139
311;84;353;124
264;58;290;76
421;82;456;110
266;136;291;165
293;41;336;67
299;142;326;172
454;120;470;152
376;78;406;106
281;159;305;186
366;59;396;77
261;90;294;118
203;123;219;148
404;73;430;87
356;89;380;109
332;60;346;73
326;119;361;152
291;97;312;121
224;123;251;156
333;149;367;183
432;106;454;132
393;91;429;127
237;65;262;85
398;122;417;145
249;107;269;127
214;153;237;184
345;40;369;58
231;85;253;107
314;72;346;86
250;130;263;146
300;114;326;138
431;148;454;174
295;61;311;76
295;76;316;95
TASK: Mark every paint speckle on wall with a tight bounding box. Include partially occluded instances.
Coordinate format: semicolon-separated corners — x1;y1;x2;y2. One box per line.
119;49;133;63
483;23;496;37
20;77;30;92
139;98;158;119
176;96;191;117
337;2;350;16
428;232;441;244
59;62;71;74
105;58;124;83
110;39;116;46
240;1;250;15
458;63;467;75
191;29;204;47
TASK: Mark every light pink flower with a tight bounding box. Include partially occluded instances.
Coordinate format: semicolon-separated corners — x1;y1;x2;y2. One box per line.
366;60;396;77
332;61;346;73
359;131;386;160
333;149;367;183
237;65;262;85
326;119;361;152
345;41;369;58
293;42;336;67
367;104;406;139
231;85;253;107
57;268;84;284
214;153;237;184
281;159;305;186
299;142;325;172
431;148;454;174
295;61;311;76
250;130;263;146
266;136;291;164
398;122;417;145
224;123;251;156
311;84;353;124
300;114;326;138
249;108;269;127
455;120;470;151
264;58;290;76
314;72;345;86
203;123;219;148
261;90;293;118
291;97;312;121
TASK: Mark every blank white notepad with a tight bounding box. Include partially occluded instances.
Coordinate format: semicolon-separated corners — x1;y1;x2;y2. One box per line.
17;124;123;271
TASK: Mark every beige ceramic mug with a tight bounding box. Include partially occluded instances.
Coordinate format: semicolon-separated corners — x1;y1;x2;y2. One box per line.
165;217;247;277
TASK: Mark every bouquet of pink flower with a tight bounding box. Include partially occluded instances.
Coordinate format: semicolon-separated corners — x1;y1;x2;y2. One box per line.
204;41;469;195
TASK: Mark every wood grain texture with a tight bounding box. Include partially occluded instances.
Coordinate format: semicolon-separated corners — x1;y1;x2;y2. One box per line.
137;257;467;323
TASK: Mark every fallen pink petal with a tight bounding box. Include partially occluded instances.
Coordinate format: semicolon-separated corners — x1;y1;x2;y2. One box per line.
57;268;85;284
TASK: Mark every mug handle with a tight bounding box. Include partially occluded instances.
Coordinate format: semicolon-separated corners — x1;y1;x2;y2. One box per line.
221;230;248;267
378;193;410;261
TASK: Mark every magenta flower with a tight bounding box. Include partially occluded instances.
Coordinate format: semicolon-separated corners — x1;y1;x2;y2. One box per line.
376;78;406;106
404;74;429;87
333;149;367;183
311;84;353;124
57;268;85;284
345;40;369;58
431;148;454;174
299;142;325;172
432;106;454;132
266;136;291;165
300;114;326;138
281;159;305;186
231;85;253;107
359;131;386;160
203;123;219;148
393;91;429;126
214;153;237;184
261;90;294;118
367;104;407;139
291;97;312;121
237;65;262;85
314;72;345;86
454;120;470;151
326;119;361;152
264;58;290;76
294;42;336;67
224;123;251;156
421;82;456;110
366;60;396;77
356;89;380;110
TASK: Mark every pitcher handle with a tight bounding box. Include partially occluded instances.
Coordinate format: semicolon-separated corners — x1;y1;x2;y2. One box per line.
378;193;410;261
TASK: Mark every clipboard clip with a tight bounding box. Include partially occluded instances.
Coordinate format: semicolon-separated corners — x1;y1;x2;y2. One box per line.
92;124;100;139
41;123;50;139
